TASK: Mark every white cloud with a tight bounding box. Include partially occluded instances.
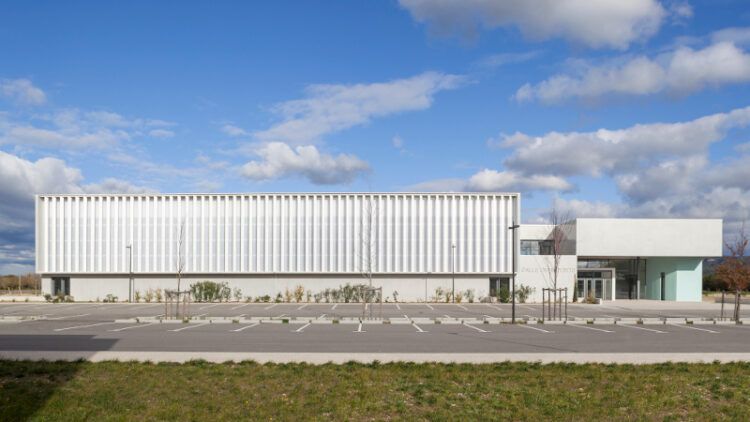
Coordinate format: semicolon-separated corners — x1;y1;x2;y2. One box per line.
711;27;750;46
516;41;750;103
254;72;466;145
0;150;154;273
500;106;750;177
399;0;666;49
0;108;175;150
475;51;541;69
0;79;46;106
405;169;573;193
240;142;370;185
221;124;249;137
148;129;174;138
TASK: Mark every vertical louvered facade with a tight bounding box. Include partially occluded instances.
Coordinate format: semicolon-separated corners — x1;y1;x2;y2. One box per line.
36;193;519;276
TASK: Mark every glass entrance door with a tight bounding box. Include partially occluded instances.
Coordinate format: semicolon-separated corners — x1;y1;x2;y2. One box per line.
577;270;613;301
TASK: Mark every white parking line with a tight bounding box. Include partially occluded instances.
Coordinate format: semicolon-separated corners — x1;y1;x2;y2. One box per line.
565;324;614;333
412;322;428;333
276;314;287;318
619;324;667;334
45;313;91;320
230;303;251;310
151;314;165;318
294;323;311;333
463;323;490;333
668;323;719;334
331;304;338;310
198;303;221;310
108;322;157;332
265;303;279;310
318;314;326;319
517;324;554;334
354;322;365;333
444;314;452;319
169;323;209;332
486;304;503;311
456;304;468;310
520;305;536;311
395;303;401;310
193;313;208;318
233;314;246;318
231;322;259;332
54;322;115;332
297;304;308;310
425;303;434;310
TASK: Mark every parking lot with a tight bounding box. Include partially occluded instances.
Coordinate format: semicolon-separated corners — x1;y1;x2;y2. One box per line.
1;301;750;359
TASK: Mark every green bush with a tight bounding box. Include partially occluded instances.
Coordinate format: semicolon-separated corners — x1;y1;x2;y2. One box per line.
190;281;231;303
497;286;510;303
515;285;535;304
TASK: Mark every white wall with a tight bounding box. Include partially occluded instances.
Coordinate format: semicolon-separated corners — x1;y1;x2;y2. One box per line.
576;218;722;257
43;274;497;303
37;193;519;275
517;255;578;302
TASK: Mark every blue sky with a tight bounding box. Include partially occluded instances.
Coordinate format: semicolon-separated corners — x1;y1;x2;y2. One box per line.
2;0;750;273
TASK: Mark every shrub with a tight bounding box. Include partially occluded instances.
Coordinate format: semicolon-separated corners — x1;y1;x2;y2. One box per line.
144;289;154;303
293;285;304;303
515;285;535;304
261;294;271;303
433;287;444;303
244;296;253;303
497;286;510;303
455;291;463;303
392;290;399;303
43;293;52;302
464;289;475;303
275;292;283;303
134;290;141;303
306;290;312;302
155;288;163;303
444;290;452;303
190;281;231;303
233;287;243;302
103;294;118;303
313;292;322;303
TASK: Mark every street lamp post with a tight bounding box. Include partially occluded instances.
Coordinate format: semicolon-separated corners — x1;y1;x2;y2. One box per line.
126;245;133;303
508;221;520;324
451;243;456;303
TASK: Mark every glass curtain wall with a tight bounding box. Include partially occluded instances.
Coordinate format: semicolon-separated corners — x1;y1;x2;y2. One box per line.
578;258;646;300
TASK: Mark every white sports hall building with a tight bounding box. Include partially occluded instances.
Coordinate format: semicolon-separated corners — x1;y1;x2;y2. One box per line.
35;193;722;302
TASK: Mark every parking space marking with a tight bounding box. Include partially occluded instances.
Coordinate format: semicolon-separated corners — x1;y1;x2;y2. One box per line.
412;322;428;333
354;322;365;333
297;304;308;310
520;305;536;311
46;313;90;320
395;303;401;310
318;314;326;319
198;303;221;310
565;324;614;333
233;314;246;318
294;323;311;333
425;303;434;310
619;324;667;334
517;324;553;334
668;323;719;334
230;303;250;310
443;314;452;319
108;322;157;332
331;304;338;310
276;314;287;318
54;322;115;332
456;304;468;310
264;303;278;310
169;323;208;332
231;323;259;332
193;313;208;318
486;304;503;311
463;323;490;333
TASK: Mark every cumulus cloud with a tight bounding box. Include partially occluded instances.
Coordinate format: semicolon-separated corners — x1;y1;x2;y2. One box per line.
148;129;174;138
404;170;572;193
0;79;46;106
0;150;154;273
254;72;466;145
516;41;750;103
711;27;750;46
240;142;370;185
499;106;750;177
399;0;666;49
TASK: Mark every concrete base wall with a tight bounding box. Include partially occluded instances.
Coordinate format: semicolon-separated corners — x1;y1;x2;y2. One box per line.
41;274;508;303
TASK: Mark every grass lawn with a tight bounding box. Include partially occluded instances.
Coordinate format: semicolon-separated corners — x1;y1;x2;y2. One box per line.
2;360;750;421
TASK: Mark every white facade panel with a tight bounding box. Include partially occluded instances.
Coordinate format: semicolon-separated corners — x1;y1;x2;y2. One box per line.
36;193;519;275
576;218;723;258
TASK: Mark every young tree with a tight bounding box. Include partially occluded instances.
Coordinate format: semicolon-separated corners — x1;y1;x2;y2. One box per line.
172;219;187;318
358;196;379;318
715;223;750;321
543;206;573;318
